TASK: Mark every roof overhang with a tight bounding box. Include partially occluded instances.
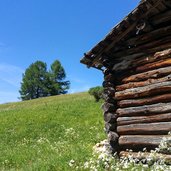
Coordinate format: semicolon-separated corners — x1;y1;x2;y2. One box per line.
80;0;170;70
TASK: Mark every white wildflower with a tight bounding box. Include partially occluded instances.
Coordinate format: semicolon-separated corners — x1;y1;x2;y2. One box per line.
68;159;75;167
37;137;49;144
84;161;89;169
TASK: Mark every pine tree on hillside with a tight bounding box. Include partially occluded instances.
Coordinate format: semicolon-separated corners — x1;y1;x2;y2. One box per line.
49;60;70;95
19;60;70;100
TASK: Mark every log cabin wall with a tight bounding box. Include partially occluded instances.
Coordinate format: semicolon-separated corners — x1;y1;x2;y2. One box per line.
115;49;171;152
102;50;171;153
102;1;171;153
80;0;171;155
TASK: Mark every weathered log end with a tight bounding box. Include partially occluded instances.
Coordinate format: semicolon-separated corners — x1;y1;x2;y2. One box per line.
108;131;119;151
101;102;116;113
104;112;117;123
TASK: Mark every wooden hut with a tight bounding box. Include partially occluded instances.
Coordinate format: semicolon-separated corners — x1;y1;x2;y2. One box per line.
80;0;171;158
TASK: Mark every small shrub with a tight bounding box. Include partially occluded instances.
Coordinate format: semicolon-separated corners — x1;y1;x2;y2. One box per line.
88;86;104;102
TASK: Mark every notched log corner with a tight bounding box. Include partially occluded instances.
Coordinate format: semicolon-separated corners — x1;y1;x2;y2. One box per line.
108;131;119;144
105;122;117;133
102;102;116;113
104;112;117;123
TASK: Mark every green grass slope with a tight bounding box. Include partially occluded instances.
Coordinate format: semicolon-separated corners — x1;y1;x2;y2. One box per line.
0;92;105;171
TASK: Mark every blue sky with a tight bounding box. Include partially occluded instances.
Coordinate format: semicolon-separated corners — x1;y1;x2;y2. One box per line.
0;0;139;104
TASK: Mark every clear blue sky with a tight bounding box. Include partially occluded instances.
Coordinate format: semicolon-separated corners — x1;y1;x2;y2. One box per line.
0;0;139;104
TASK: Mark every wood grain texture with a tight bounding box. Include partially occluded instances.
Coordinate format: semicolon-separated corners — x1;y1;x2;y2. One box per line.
136;58;171;73
119;135;171;149
117;93;171;108
116;74;171;92
121;66;171;83
117;113;171;126
117;122;171;135
115;82;171;100
116;103;171;116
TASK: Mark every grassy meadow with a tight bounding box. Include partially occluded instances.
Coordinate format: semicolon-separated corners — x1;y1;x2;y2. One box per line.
0;92;105;170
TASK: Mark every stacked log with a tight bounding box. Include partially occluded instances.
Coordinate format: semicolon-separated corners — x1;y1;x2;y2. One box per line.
114;49;171;152
102;69;118;152
119;135;171;151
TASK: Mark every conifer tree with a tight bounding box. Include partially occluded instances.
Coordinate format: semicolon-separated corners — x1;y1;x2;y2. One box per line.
19;60;70;100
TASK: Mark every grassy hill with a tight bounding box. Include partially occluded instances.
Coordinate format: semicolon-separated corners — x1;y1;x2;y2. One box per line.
0;92;105;171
